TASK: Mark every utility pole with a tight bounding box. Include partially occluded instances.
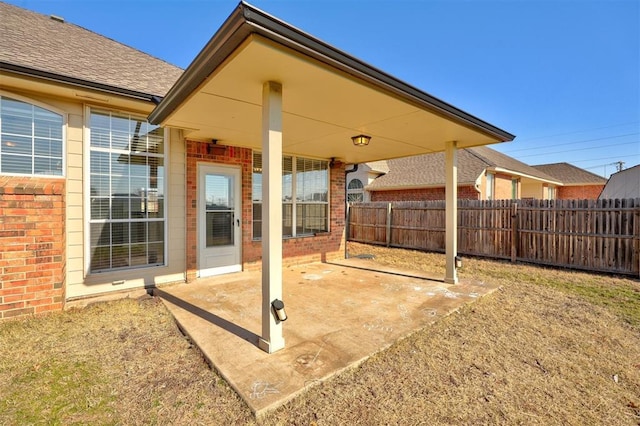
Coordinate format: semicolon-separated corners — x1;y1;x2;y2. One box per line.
615;161;625;172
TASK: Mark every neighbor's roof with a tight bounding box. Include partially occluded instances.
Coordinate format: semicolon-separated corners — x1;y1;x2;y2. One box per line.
367;146;559;191
599;164;640;199
365;161;390;174
532;162;607;185
0;2;183;100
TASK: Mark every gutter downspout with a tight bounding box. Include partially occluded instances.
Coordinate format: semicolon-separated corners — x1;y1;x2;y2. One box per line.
344;163;359;259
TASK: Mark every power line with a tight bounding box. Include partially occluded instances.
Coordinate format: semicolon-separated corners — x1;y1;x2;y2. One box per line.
515;141;639;159
573;153;640;165
500;132;638;154
508;121;639;143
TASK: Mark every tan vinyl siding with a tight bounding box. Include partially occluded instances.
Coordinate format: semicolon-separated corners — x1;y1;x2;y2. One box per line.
73;112;186;298
1;87;186;300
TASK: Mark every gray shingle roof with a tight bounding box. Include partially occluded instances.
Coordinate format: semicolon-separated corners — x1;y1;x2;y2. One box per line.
367;146;558;190
532;162;607;185
0;2;183;98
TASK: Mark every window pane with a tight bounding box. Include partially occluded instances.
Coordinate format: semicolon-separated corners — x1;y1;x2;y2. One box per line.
111;222;129;245
90;127;110;149
1;154;31;174
88;109;165;272
147;127;164;154
206;211;233;247
296;204;328;235
90;246;111;272
129;119;147;152
34;137;62;157
283;204;293;237
112;245;130;268
90;174;110;197
90;151;110;175
282;156;293;202
296;157;328;202
2;114;32;136
252;152;329;239
2;135;32;155
111;153;129;176
90;198;110;220
130;176;148;195
253;203;262;239
34;156;62;175
1;97;32;116
111;197;130;219
34;116;62;140
90;223;111;247
348;179;363;190
1;97;63;176
111;130;130;151
347;193;363;202
148;221;164;243
130;243;148;266
131;221;147;243
148;243;164;264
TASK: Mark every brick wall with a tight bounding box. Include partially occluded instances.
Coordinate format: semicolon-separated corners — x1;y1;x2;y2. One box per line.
0;176;65;319
185;140;345;280
557;185;604;200
370;185;479;202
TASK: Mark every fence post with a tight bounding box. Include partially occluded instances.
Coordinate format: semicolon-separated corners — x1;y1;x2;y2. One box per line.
386;202;392;247
345;203;351;258
511;202;519;263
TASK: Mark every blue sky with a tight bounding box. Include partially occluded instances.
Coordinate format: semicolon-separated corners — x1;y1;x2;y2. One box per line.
7;0;639;177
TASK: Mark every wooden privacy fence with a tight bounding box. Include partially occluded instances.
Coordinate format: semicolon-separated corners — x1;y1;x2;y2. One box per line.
346;199;640;276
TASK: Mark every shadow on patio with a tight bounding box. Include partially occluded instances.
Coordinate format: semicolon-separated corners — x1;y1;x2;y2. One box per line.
156;258;498;416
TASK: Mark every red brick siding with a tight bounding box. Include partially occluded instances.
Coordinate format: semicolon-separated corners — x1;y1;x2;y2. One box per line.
557;185;604;200
371;185;479;202
0;176;65;320
185;140;345;280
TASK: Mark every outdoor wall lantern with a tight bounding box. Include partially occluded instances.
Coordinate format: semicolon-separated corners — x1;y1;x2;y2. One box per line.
455;256;463;269
351;134;371;147
271;299;288;322
208;139;227;156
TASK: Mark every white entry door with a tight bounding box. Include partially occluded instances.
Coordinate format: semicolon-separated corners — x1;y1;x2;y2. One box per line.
198;164;241;277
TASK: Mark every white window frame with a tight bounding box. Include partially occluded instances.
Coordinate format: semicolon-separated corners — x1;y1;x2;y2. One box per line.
252;151;330;240
486;172;495;200
83;106;168;275
0;92;66;178
347;178;364;202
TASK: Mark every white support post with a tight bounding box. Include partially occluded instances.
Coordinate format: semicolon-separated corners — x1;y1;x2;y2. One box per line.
258;81;285;353
445;140;458;284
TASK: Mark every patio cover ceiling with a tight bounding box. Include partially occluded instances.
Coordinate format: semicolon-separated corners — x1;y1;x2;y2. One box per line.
149;2;515;164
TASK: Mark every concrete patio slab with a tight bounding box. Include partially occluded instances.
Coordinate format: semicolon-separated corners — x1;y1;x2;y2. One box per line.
156;259;498;417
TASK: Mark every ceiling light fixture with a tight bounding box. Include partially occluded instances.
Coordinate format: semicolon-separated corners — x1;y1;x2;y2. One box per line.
351;134;371;147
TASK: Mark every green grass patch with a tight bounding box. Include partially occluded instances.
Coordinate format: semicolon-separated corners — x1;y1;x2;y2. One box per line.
1;358;115;425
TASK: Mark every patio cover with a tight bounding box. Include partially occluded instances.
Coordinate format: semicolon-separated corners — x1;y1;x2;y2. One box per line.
149;1;514;352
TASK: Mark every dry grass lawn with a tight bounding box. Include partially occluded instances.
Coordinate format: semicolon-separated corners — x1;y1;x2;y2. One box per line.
1;243;639;425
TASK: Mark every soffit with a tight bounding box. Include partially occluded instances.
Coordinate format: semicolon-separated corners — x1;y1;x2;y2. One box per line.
160;35;503;164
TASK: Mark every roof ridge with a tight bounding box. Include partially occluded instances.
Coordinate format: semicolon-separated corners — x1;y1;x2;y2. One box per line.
532;162;608;183
465;146;494;166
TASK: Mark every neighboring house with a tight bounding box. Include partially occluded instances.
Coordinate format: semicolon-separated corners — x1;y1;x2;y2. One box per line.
346;161;389;202
0;0;514;346
532;162;606;200
364;146;560;202
599;164;640;199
